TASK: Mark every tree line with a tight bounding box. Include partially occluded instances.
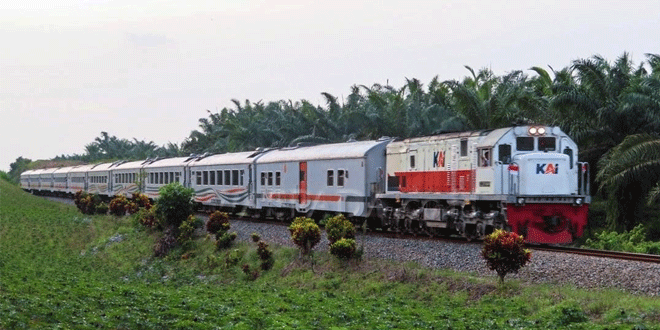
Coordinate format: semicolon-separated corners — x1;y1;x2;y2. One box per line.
7;52;660;231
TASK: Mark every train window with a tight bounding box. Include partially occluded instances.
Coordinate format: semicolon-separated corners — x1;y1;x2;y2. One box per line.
564;147;574;169
479;149;491;167
410;155;415;169
275;172;281;186
209;171;215;185
337;170;345;187
538;137;556;151
169;172;174;184
460;139;468;156
195;172;200;185
150;173;154;184
224;170;231;186
516;137;534;151
233;170;239;185
203;171;208;185
175;172;180;183
165;173;170;184
261;172;266;186
327;170;334;186
217;171;222;185
240;170;244;185
266;172;272;186
499;145;511;164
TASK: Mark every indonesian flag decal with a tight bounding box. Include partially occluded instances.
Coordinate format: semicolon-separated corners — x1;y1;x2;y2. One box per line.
508;164;519;175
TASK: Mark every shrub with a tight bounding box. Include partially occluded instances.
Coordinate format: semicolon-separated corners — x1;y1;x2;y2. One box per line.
95;202;109;215
155;182;194;228
330;238;357;260
225;249;242;267
216;231;238;250
289;217;321;255
242;263;259;281
326;214;355;244
177;215;198;244
583;224;660;254
74;191;101;215
257;241;274;270
109;195;129;216
251;232;261;243
207;211;230;236
131;192;152;210
154;228;177;257
136;207;159;229
481;229;531;283
125;201;139;215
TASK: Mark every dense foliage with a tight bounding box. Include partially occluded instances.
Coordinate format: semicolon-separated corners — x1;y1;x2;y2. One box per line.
288;216;321;255
206;211;230;237
155;182;194;228
325;214;356;244
8;52;660;230
330;238;357;260
584;224;660;254
482;230;532;283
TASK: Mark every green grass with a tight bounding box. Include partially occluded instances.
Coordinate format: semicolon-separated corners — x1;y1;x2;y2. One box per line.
2;179;660;329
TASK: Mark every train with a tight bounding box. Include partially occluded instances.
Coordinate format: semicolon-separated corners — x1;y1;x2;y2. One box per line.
20;125;590;244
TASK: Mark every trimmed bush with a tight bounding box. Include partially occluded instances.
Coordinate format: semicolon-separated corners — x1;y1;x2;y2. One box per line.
131;192;152;210
481;229;532;283
207;211;230;236
108;195;129;216
125;201;139;215
330;238;357;260
136;207;158;229
288;217;321;255
74;191;101;215
251;232;261;243
326;214;355;244
155;182;194;228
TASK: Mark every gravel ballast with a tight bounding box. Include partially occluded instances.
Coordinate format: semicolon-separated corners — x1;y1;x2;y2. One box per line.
44;196;660;295
230;218;660;296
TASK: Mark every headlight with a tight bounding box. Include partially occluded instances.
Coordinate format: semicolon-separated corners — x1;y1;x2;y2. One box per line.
517;198;525;205
538;127;546;135
575;198;583;205
527;126;547;136
528;127;537;135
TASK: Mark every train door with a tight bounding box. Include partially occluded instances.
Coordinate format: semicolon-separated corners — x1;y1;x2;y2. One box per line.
299;162;307;204
475;147;494;194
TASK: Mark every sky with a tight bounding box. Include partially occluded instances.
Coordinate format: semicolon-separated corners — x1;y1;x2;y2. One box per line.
1;0;659;172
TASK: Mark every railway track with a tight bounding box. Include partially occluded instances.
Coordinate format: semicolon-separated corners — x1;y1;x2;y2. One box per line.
45;196;660;264
528;245;660;264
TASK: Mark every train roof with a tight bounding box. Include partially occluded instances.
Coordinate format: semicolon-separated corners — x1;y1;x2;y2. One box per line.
142;157;194;169
87;163;114;173
256;139;390;163
189;151;255;166
476;127;513;148
111;160;146;171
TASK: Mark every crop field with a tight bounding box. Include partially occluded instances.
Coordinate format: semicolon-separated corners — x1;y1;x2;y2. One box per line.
2;180;660;329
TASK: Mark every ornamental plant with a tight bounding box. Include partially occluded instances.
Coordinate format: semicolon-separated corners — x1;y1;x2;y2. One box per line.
108;195;129;216
330;238;357;260
325;214;355;244
207;211;230;237
257;241;274;270
481;229;532;283
155;182;194;228
131;192;152;210
288;217;321;255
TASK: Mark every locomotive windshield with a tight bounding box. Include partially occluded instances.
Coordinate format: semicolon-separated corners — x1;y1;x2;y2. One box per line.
516;137;534;151
538;137;556;151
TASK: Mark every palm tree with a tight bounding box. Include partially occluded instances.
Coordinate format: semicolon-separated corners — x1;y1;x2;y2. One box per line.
597;134;660;229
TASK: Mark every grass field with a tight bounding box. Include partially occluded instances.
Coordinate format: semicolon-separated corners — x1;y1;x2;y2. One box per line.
2;179;660;329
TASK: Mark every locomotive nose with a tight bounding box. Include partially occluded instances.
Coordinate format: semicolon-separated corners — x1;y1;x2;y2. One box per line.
543;215;567;232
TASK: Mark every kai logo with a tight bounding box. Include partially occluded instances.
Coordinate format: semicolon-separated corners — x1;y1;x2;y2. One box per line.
432;151;445;168
536;163;559;174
